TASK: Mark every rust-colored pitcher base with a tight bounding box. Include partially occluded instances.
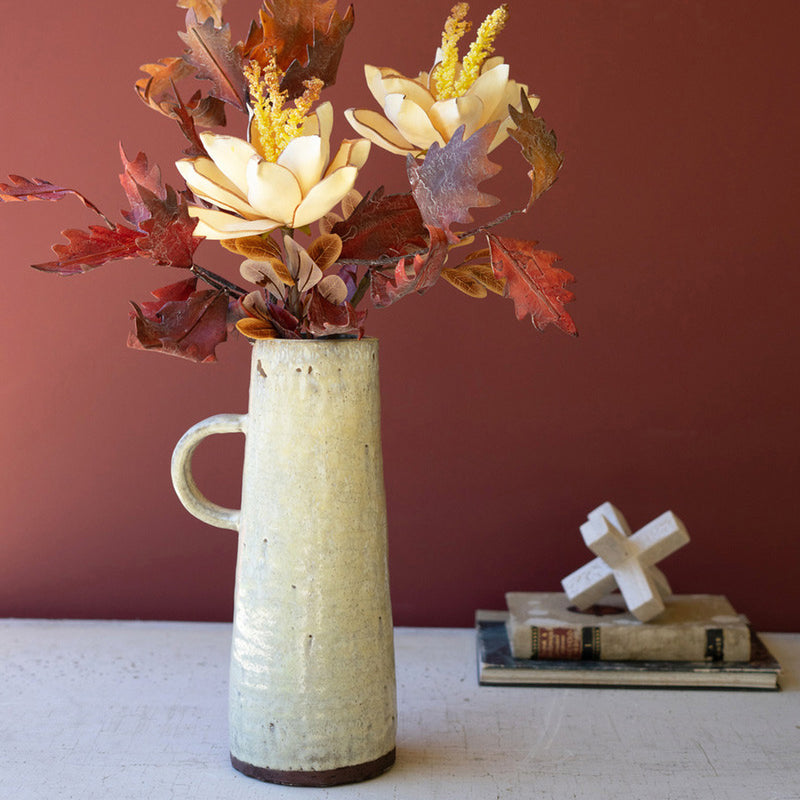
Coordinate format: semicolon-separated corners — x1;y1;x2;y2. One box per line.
231;748;396;787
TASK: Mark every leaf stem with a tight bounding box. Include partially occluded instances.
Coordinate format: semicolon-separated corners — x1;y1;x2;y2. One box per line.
191;263;248;298
341;207;526;270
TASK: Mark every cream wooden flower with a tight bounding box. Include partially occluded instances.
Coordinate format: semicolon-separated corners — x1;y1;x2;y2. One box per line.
176;102;371;240
345;56;538;157
346;3;537;157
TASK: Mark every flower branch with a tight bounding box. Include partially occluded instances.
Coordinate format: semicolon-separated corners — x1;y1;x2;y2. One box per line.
2;0;577;361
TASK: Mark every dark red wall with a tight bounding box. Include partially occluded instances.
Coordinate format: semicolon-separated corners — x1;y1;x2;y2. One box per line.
2;1;798;630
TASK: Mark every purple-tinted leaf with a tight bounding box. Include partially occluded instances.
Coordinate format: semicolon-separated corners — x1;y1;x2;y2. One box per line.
407;123;501;240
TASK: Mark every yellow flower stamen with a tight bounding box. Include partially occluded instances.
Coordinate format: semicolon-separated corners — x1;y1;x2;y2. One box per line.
433;4;509;100
433;3;472;100
245;56;324;161
454;4;509;96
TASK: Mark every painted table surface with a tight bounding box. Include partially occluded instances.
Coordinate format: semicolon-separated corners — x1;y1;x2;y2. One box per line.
1;621;798;800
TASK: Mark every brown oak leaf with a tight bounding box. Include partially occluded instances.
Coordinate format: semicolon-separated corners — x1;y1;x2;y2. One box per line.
183;91;227;129
244;0;338;66
508;91;564;208
177;0;228;26
487;233;577;335
136;58;226;138
281;6;355;99
243;1;354;99
179;10;247;110
135;57;197;116
407;123;501;241
169;94;215;157
447;248;505;296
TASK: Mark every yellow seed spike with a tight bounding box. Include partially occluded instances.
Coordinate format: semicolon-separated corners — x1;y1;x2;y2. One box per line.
245;56;323;162
434;3;472;100
283;78;324;141
455;4;509;95
245;59;282;160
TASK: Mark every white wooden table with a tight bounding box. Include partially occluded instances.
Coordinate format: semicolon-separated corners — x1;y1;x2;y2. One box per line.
1;620;798;800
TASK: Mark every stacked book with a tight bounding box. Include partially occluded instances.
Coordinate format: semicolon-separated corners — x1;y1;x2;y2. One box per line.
477;593;781;689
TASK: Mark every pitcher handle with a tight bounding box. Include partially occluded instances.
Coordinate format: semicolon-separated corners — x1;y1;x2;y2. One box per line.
171;413;247;531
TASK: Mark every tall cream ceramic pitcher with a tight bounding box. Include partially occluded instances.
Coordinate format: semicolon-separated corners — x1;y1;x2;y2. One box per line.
170;338;397;787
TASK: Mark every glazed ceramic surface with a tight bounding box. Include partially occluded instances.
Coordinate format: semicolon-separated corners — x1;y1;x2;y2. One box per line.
171;338;396;785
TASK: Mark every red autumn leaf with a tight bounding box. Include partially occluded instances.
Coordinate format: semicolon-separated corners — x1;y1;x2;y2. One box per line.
0;174;111;223
118;148;201;268
32;224;143;275
332;188;428;261
369;226;449;308
179;10;247;110
305;292;366;337
119;148;166;228
145;276;199;303
369;261;415;308
487;233;577;335
407;123;501;241
507;92;563;208
128;279;229;363
266;303;303;338
135;184;201;269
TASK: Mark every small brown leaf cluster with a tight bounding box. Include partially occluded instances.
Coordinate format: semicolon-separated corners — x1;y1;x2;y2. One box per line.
224;231;365;340
440;249;505;299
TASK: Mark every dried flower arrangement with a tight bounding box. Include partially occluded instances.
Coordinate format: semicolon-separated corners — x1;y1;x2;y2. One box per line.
1;0;576;362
